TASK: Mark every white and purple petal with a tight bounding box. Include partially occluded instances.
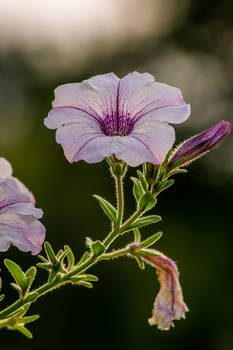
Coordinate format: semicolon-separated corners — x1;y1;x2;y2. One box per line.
52;73;119;120
0;209;45;255
0;158;46;254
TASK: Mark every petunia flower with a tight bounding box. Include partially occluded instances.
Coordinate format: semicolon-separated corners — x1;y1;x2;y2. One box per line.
45;72;190;166
169;120;231;167
141;250;188;330
0;158;46;255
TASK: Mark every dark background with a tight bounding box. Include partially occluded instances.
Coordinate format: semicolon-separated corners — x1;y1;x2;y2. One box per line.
0;1;233;349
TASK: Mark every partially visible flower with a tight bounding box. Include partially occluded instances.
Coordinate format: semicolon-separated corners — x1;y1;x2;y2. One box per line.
0;158;45;255
141;250;188;330
45;72;190;167
169;120;231;167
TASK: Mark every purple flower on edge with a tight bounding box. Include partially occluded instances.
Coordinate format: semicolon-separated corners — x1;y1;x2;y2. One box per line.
0;158;46;255
141;250;188;330
44;72;190;166
169;120;231;167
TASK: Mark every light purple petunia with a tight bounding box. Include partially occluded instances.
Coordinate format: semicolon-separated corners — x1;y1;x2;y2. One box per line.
45;72;190;166
0;158;46;255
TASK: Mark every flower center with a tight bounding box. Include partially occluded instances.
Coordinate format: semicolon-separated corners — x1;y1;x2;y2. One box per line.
101;112;134;136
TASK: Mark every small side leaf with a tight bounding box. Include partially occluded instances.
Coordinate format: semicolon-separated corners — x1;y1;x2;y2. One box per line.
125;215;162;231
136;170;148;191
44;242;57;263
4;259;27;293
75;281;93;289
131;177;144;201
93;195;117;222
14;325;33;339
91;241;105;258
135;256;145;270
139;192;156;211
141;231;163;248
133;229;141;243
64;245;75;269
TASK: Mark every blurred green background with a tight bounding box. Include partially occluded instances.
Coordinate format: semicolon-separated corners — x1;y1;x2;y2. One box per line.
0;0;233;349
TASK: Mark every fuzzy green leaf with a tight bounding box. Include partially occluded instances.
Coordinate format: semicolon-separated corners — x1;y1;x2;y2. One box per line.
93;195;117;222
91;241;105;258
135;256;145;270
14;325;33;339
141;231;163;248
133;229;141;243
75;281;93;289
131;177;144;201
126;215;161;231
139;192;156;211
64;245;75;268
4;259;27;292
136;170;148;191
44;242;57;263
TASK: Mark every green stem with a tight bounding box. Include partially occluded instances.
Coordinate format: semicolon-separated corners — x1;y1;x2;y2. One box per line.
115;174;124;231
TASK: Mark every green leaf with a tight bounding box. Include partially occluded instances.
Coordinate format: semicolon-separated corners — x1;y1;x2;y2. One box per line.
141;231;162;248
44;242;57;264
136;170;148;191
36;263;53;270
25;267;37;292
133;229;141;243
14;325;33;339
10;283;22;295
4;259;27;293
76;281;93;289
93;195;117;222
79;274;98;282
64;245;75;269
91;241;105;258
125;215;161;231
78;251;90;266
0;294;5;302
167;168;187;177
139;192;156;211
21;314;40;324
135;256;145;270
163;148;173;165
25;292;38;303
131;177;144;201
37;255;48;263
137;249;160;257
157;179;175;193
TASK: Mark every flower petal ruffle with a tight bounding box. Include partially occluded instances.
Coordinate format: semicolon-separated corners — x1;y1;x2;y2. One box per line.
0;207;45;255
119;72;188;120
52;73;119;120
132;121;175;164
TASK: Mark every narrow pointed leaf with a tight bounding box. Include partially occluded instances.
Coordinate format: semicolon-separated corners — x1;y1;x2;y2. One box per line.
48;269;57;284
125;215;162;231
133;229;141;243
36;263;53;270
131;177;144;201
4;259;27;291
44;242;57;263
0;294;5;302
135;256;145;270
93;195;117;222
136;170;148;191
10;283;22;295
78;274;98;282
78;252;90;266
64;245;75;268
21;314;40;324
14;325;33;339
37;255;48;263
141;231;163;248
137;249;161;257
76;281;93;289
